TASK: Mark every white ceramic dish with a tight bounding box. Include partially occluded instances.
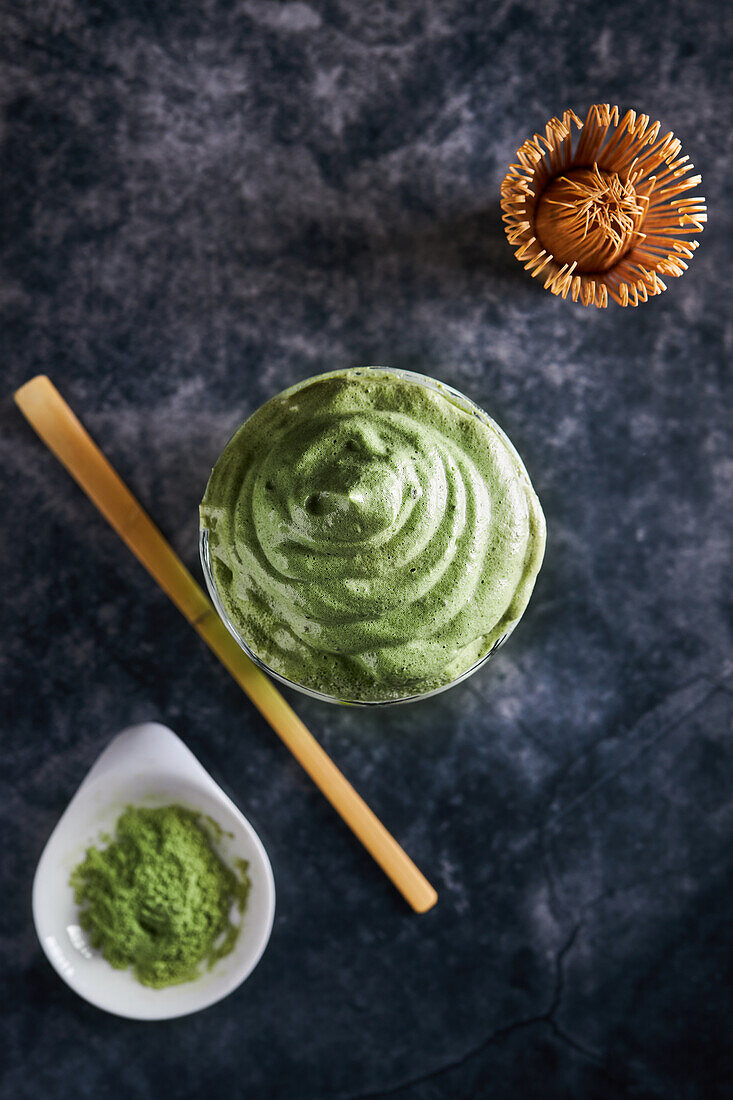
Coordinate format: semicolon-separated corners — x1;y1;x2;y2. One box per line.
32;722;276;1020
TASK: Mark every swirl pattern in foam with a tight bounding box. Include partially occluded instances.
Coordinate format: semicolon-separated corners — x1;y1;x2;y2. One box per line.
200;369;546;702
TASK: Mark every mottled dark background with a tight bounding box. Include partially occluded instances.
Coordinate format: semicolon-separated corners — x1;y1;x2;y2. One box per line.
1;0;732;1097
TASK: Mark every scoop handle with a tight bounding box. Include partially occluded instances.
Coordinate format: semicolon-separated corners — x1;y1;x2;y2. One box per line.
15;376;438;913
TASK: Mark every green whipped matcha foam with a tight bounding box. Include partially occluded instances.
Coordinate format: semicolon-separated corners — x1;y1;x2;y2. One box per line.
70;805;250;988
201;368;546;702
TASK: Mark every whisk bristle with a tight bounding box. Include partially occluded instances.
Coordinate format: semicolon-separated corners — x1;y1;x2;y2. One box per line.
501;105;707;307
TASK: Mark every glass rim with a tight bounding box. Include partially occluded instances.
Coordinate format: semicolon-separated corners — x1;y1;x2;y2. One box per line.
199;365;522;707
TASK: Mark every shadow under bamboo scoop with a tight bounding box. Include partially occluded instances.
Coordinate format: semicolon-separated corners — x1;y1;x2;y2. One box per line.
501;104;707;307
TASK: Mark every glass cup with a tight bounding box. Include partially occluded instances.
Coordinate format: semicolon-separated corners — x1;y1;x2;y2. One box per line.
200;367;528;707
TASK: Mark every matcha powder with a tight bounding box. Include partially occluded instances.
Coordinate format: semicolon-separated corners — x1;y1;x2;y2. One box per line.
70;804;250;988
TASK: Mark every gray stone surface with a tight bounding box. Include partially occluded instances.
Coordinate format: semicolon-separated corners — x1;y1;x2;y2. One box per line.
1;1;731;1097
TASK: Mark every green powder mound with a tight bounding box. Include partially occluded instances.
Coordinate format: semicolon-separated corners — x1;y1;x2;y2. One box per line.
70;804;250;989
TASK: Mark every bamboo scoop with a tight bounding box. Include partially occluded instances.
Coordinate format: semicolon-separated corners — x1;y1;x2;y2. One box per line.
15;376;438;913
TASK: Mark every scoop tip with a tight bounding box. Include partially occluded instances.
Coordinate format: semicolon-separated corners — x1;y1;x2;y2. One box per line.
14;374;53;409
411;887;439;914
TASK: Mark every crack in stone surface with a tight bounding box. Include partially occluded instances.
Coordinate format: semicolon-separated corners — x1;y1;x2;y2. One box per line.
335;681;728;1099
539;818;565;923
335;923;620;1100
544;680;716;832
533;679;725;915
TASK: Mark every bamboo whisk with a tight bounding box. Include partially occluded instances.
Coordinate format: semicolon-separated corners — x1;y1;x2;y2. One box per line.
501;104;707;307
